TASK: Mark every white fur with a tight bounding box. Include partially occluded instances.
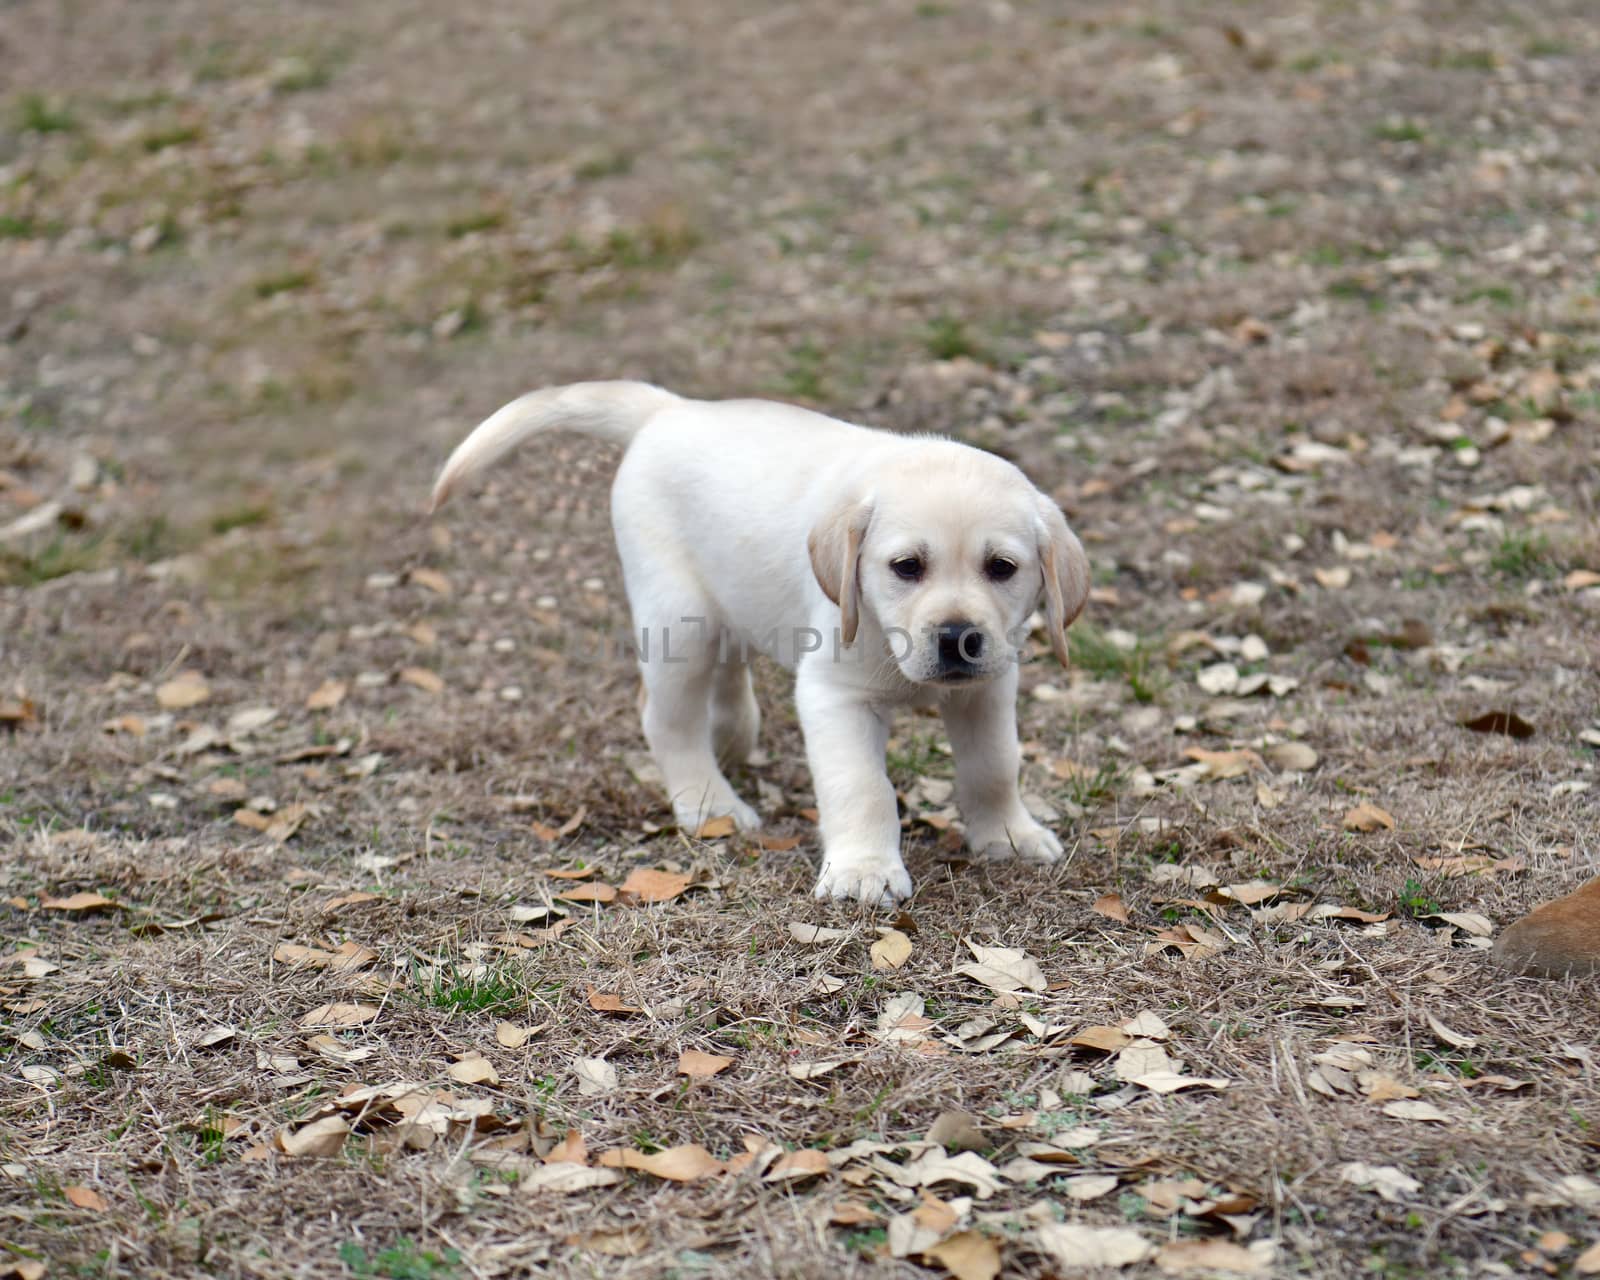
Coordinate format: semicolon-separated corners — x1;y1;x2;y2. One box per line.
430;381;1090;904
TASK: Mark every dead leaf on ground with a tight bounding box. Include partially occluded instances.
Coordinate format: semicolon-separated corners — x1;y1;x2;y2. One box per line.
1033;1224;1152;1269
754;834;802;852
64;1185;108;1211
574;1057;617;1096
1460;710;1534;739
1092;893;1131;923
1342;803;1395;833
925;1231;1001;1280
544;1129;588;1165
1338;1161;1420;1202
495;1021;539;1049
447;1055;500;1086
764;1149;832;1184
1412;854;1526;878
1420;911;1494;937
156;672;211;709
693;815;737;839
1184;747;1263;780
871;927;914;970
678;1050;734;1078
954;940;1047;994
1575;1241;1600;1275
789;922;850;945
532;806;586;843
527;1163;623;1193
1383;1100;1448;1123
619;867;691;902
398;667;445;695
408;567;452;595
298;1002;379;1029
598;1144;724;1182
305;679;347;711
556;882;618;904
280;1115;350;1158
1155;1239;1272;1275
42;892;126;914
587;987;642;1015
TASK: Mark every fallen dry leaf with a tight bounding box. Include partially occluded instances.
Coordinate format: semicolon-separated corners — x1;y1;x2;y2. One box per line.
619;867;691;902
1382;1100;1448;1123
495;1021;539;1049
1155;1239;1271;1275
754;834;802;852
598;1143;724;1182
280;1115;350;1158
871;927;914;971
1033;1224;1152;1269
574;1057;617;1096
678;1050;734;1078
694;815;737;839
408;567;452;595
532;806;586;843
525;1163;622;1193
764;1149;831;1183
1338;1161;1420;1202
587;988;642;1015
1576;1241;1600;1275
954;940;1047;994
298;1003;379;1029
42;892;125;914
398;666;445;695
925;1231;1001;1280
64;1185;108;1211
1460;710;1534;739
1342;803;1395;833
789;922;849;945
447;1055;500;1086
556;882;618;904
1092;893;1131;923
545;1129;588;1165
156;672;211;709
305;679;347;711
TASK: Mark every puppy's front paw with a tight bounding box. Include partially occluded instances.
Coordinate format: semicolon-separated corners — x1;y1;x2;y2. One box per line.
813;851;912;906
966;816;1063;865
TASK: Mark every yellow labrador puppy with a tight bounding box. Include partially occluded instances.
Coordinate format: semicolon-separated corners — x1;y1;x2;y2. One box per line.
431;381;1089;904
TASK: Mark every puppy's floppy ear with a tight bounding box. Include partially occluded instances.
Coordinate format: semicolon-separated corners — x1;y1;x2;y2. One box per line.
1036;497;1090;668
808;499;873;647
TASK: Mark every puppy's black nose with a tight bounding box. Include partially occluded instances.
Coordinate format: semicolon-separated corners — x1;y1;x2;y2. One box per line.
937;621;984;669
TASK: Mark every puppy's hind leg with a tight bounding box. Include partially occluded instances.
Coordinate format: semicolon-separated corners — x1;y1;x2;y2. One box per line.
638;651;761;835
710;657;760;770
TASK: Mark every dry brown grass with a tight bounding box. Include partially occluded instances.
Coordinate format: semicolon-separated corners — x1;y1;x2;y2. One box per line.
3;1;1600;1277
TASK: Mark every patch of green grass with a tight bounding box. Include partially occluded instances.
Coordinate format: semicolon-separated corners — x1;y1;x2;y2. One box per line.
0;215;39;239
1397;878;1442;918
574;149;633;181
886;733;946;786
270;52;342;94
1068;624;1164;703
0;536;105;586
1060;761;1122;809
1289;49;1343;73
15;93;77;134
140;123;204;153
1462;284;1517;308
1370;120;1426;144
1441;49;1497;71
337;1238;460;1279
924;313;986;362
1414;1049;1482;1079
1524;37;1571;58
209;504;273;536
445;207;506;239
1490;530;1556;578
251;269;317;300
417;965;527;1016
779;340;828;402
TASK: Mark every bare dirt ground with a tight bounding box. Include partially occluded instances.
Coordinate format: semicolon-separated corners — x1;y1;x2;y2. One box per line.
3;1;1600;1276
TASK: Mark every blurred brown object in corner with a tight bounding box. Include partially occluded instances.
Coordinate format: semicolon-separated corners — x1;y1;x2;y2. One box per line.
1493;877;1600;978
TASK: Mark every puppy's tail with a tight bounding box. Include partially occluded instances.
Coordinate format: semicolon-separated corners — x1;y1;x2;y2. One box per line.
429;380;678;511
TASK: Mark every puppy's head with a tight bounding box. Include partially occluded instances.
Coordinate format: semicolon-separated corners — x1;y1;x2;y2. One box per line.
808;443;1089;684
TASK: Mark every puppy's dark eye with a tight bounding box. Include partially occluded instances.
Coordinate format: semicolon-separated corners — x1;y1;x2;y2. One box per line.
890;556;924;582
986;557;1018;582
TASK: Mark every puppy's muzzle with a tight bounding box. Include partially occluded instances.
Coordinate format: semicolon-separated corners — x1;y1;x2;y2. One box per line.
935;620;985;680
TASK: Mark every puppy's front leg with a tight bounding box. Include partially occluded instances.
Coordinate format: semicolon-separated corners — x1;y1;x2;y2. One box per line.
797;664;910;905
942;666;1063;865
